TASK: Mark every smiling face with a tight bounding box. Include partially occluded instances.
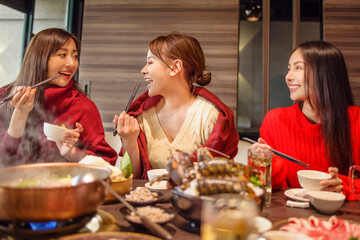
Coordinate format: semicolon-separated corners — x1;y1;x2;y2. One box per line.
286;49;307;102
47;38;79;87
141;50;171;97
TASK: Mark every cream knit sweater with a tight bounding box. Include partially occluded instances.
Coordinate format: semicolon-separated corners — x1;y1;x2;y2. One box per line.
137;96;219;169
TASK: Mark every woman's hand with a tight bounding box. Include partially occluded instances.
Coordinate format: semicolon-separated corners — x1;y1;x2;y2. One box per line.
56;122;84;161
10;86;37;114
249;137;275;158
320;167;343;193
113;111;140;142
8;87;37;138
113;111;141;178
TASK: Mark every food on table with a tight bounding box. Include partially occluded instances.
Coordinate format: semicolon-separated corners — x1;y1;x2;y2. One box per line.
125;187;158;202
127;206;174;224
280;215;360;240
163;148;261;199
3;174;72;188
79;155;126;180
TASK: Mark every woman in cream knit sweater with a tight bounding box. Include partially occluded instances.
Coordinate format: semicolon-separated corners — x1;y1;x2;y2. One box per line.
113;32;239;179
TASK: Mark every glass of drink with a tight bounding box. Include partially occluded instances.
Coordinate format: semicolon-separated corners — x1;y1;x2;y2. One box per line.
201;194;258;240
248;148;273;208
349;165;360;200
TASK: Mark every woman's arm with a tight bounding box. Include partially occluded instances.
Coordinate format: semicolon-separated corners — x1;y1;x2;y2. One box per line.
114;111;141;178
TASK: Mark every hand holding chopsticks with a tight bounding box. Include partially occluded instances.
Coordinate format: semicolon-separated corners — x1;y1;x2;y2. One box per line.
113;83;140;136
0;75;61;105
242;137;310;168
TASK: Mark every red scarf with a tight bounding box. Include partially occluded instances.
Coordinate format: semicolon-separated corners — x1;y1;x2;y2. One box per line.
122;87;239;179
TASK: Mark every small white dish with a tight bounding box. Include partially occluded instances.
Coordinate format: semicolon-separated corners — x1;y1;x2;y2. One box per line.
147;169;168;182
284;188;310;202
254;216;272;233
43;122;67;142
297;170;331;191
145;181;168;191
307;191;345;214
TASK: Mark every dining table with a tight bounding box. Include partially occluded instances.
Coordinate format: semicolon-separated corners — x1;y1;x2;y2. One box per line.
99;179;360;240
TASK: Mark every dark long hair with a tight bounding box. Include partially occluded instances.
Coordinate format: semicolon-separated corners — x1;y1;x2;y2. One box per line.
149;32;211;90
295;41;353;175
0;28;81;161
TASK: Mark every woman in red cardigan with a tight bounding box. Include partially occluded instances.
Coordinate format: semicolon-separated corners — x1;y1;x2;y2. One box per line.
0;28;117;167
113;32;239;179
252;41;360;200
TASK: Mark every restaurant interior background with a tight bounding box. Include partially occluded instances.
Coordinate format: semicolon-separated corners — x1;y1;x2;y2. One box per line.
0;0;359;141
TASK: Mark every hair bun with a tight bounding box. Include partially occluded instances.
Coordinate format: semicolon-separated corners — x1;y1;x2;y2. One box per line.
196;72;211;86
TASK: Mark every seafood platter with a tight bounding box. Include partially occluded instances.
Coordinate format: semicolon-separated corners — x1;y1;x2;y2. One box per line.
150;148;265;223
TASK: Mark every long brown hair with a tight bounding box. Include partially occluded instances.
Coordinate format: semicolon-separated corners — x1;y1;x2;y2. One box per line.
295;41;353;175
149;32;211;90
0;28;81;161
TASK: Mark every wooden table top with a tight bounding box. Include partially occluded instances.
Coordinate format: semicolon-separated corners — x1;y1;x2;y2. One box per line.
99;179;360;240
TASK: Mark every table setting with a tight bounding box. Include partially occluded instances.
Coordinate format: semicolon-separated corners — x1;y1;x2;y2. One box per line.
0;150;359;240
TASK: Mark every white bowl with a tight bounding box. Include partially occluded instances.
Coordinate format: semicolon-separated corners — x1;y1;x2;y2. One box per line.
263;231;311;240
307;191;345;214
43;122;67;142
297;170;331;191
147;169;168;182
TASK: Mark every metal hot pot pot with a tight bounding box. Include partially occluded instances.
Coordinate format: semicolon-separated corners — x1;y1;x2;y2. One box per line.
0;162;110;222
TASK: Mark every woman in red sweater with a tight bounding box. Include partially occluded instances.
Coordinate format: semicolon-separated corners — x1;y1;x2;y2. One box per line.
253;41;360;200
0;28;117;167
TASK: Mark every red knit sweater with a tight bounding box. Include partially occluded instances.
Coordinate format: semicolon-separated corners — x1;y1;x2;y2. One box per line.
122;87;239;179
260;102;360;200
0;80;117;166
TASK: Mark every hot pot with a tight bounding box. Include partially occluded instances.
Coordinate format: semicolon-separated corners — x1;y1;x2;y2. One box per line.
0;162;110;222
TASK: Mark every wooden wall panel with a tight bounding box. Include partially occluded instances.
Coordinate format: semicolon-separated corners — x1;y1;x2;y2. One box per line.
79;0;239;128
323;0;360;106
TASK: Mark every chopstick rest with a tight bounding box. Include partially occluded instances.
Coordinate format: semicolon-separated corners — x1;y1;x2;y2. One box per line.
286;200;310;208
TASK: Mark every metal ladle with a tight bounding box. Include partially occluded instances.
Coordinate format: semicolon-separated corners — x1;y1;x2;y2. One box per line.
71;173;172;240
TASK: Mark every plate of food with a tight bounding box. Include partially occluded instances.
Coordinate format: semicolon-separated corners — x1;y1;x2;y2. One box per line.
122;206;175;227
125;186;162;206
272;215;360;240
284;188;309;202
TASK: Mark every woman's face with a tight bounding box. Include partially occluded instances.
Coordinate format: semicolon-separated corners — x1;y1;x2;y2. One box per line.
286;49;307;102
47;38;79;87
141;50;171;97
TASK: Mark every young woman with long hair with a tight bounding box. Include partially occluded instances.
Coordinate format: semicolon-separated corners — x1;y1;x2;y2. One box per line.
253;41;360;200
0;28;117;167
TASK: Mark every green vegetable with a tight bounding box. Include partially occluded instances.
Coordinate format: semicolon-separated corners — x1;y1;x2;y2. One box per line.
121;152;132;178
61;124;66;128
349;237;359;240
250;175;264;187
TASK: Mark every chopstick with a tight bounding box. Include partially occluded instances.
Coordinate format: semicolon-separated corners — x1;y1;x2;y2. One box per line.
242;137;310;169
113;82;140;136
0;75;61;105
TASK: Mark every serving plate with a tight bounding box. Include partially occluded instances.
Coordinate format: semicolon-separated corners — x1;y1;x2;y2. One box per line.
284;188;309;202
126;192;164;207
121;206;175;227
